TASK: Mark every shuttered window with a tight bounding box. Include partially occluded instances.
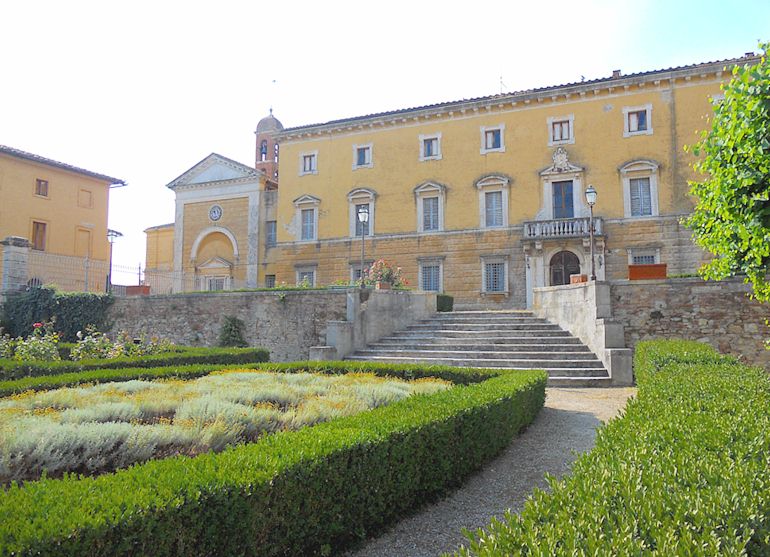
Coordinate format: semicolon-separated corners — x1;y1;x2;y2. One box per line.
629;177;652;216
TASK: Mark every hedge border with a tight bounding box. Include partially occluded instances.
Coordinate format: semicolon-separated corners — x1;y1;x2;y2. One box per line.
0;360;495;398
450;340;770;556
0;346;269;380
0;364;547;556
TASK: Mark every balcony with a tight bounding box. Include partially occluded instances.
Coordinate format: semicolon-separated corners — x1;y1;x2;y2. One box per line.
523;217;603;240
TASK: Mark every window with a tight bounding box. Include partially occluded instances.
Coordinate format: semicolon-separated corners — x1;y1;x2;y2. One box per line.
414;182;446;233
620;160;659;218
628;248;660;265
423;197;439;231
296;267;316;286
78;189;92;208
207;277;227;291
629;177;652;217
633;254;656;265
347;188;376;237
354;203;370;236
301;209;315;240
35;179;48;197
299;151;318;175
419;262;442;291
623;104;653;137
552;180;574;219
481;257;508;293
31;221;46;251
480;125;505;154
350;261;373;284
293;195;320;241
548;115;574;145
266;221;277;247
260;140;268;162
419;133;442;161
476;175;510;229
264;274;276;288
485;191;503;227
352;144;373;169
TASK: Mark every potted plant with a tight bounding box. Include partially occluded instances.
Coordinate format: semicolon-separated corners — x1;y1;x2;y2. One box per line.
367;259;406;290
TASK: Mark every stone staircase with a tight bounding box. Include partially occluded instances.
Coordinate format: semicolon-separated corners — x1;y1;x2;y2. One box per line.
345;310;611;386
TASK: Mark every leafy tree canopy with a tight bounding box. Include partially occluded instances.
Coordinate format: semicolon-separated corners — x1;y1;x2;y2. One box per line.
686;43;770;300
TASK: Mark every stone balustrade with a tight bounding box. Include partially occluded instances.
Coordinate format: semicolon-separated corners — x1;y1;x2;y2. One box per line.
523;217;603;239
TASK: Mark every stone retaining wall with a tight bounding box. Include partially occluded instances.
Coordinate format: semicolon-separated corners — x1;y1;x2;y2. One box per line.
107;290;348;362
611;277;770;366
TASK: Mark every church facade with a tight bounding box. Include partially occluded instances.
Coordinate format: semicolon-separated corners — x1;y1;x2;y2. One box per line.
146;53;758;307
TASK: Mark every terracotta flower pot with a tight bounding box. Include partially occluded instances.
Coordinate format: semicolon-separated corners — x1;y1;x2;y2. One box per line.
375;281;392;290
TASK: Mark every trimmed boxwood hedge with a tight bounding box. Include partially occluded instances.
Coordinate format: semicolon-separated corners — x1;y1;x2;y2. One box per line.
0;346;269;380
0;360;496;397
0;364;546;556
450;340;770;556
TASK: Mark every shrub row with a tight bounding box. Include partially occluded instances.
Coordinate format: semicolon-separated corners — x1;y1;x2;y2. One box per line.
451;340;770;556
0;346;269;380
0;365;546;556
0;360;495;397
1;286;114;341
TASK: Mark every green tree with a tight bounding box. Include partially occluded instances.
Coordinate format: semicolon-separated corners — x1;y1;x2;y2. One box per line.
686;44;770;300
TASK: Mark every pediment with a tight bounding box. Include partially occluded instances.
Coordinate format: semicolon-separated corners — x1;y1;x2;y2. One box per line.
540;147;583;176
197;256;233;269
166;153;261;190
293;194;321;206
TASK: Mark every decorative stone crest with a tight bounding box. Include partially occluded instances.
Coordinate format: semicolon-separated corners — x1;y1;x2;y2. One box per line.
552;147;570;171
540;146;584;176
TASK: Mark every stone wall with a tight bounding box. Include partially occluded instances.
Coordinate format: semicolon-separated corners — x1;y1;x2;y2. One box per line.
532;282;633;385
610;277;770;366
107;290;348;362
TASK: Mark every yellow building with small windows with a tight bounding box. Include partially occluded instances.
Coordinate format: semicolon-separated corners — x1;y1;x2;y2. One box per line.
150;53;758;307
0;145;124;291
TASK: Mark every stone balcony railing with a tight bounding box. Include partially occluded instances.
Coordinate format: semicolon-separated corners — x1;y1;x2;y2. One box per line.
523;217;603;240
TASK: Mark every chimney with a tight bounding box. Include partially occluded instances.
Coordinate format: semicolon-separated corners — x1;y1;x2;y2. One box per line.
612;69;621;78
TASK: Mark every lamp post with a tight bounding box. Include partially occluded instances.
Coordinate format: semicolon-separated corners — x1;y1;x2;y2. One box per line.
106;229;123;293
585;185;597;281
357;205;369;288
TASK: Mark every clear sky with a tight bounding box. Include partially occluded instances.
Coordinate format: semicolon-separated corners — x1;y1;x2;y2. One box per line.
2;0;768;280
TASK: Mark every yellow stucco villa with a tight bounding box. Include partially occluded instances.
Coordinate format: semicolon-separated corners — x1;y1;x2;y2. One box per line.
146;53;758;307
0;145;124;292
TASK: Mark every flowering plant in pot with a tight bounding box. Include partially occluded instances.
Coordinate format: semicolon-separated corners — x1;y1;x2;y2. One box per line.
366;259;406;289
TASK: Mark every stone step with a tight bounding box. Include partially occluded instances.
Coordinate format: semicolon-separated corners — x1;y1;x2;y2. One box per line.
390;329;571;338
357;349;598;361
548;376;613;387
405;323;563;331
426;316;547;323
369;341;591;352
346;355;607;377
376;336;584;345
347;354;606;371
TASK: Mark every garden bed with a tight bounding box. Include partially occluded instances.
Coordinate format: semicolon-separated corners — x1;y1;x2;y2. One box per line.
0;370;451;483
0;362;546;556
450;340;770;556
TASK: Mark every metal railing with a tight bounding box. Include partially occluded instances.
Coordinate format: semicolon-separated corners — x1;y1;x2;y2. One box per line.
523;217;603;239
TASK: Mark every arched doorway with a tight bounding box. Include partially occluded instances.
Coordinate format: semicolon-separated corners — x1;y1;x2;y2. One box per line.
549;250;581;286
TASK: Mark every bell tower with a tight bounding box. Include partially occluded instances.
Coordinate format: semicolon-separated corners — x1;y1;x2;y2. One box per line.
254;109;283;187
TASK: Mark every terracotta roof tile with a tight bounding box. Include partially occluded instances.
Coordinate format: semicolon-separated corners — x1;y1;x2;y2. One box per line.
0;145;125;185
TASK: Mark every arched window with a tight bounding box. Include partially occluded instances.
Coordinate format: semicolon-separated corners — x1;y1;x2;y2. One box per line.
259;140;268;162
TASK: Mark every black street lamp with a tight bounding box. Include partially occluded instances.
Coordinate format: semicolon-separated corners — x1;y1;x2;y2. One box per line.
357;205;369;288
585;185;597;281
107;229;123;293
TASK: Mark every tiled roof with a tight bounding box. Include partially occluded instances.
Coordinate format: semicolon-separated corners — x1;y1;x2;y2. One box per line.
280;54;759;135
0;145;125;185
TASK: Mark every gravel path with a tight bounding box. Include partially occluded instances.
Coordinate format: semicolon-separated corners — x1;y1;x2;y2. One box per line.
345;387;636;557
